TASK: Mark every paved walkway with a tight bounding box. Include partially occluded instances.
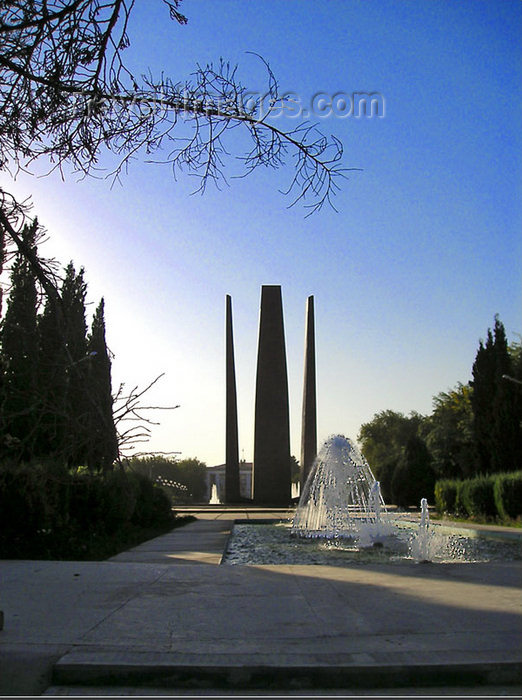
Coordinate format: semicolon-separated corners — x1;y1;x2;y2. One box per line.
0;507;521;695
109;507;292;565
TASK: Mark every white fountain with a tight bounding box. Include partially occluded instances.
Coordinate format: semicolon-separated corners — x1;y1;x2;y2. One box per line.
220;432;521;565
291;434;396;546
409;497;431;561
209;483;221;505
224;438;518;565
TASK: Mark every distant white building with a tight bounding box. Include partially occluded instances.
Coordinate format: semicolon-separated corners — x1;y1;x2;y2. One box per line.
205;462;253;503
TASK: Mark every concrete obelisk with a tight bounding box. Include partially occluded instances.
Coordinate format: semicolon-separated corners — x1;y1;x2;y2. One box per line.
300;295;317;489
225;295;240;503
253;285;291;504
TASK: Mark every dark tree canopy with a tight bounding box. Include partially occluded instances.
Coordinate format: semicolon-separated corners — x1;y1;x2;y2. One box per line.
391;434;435;508
423;383;474;480
86;298;119;471
470;317;522;474
0;222;40;459
358;410;425;501
0;247;119;470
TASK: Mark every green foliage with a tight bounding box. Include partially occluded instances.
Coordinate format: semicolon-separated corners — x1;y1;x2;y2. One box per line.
0;461;176;558
69;472;108;531
86;299;118;472
423;383;475;479
471;317;522;475
0;222;41;460
435;471;522;522
130;472;173;528
359;316;521;508
60;263;91;467
1;247;118;472
494;471;522;520
358;410;425;502
176;458;207;502
391;435;435;508
101;470;140;532
36;285;68;458
434;479;459;515
471;329;495;474
0;462;51;538
490;319;522;473
126;455;207;503
458;475;497;519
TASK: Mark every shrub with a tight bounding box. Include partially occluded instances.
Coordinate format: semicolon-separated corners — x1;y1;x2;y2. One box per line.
131;472;174;528
0;460;176;558
100;470;139;533
151;487;175;527
0;462;48;537
494;471;522;520
69;472;107;531
434;479;459;515
458;475;497;519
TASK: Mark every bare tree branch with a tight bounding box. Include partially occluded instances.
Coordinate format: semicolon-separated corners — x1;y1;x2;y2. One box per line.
112;373;180;456
0;0;353;216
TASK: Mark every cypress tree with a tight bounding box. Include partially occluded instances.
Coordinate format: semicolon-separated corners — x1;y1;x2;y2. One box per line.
471;316;522;474
36;282;68;460
86;299;118;472
62;264;90;466
490;318;522;472
36;262;90;465
470;328;496;474
0;222;40;459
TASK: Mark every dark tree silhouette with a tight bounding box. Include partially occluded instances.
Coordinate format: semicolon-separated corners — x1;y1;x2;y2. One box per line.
0;222;40;459
490;319;522;472
471;317;522;474
470;328;495;474
86;298;118;471
35;262;90;465
60;263;91;466
391;435;435;508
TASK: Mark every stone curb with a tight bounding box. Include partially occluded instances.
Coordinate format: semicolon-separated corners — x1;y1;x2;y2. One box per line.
53;653;522;690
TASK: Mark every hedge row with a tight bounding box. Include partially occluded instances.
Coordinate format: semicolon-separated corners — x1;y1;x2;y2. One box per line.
434;470;522;521
0;462;176;557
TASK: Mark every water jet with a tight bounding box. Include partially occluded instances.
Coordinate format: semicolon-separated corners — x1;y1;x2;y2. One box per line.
223;435;521;566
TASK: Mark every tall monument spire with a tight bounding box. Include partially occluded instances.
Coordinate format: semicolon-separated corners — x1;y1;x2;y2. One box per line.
225;294;240;503
301;295;317;489
253;285;291;504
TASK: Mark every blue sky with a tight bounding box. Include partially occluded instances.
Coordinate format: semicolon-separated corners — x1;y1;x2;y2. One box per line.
3;0;521;465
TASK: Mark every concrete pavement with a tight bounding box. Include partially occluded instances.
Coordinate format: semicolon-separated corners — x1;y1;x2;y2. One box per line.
0;507;521;695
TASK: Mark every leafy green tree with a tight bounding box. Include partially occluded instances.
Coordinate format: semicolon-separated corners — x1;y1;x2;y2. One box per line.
391;435;435;508
0;222;40;458
86;299;118;472
358;410;425;501
126;456;207;503
176;458;207;502
423;383;474;479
